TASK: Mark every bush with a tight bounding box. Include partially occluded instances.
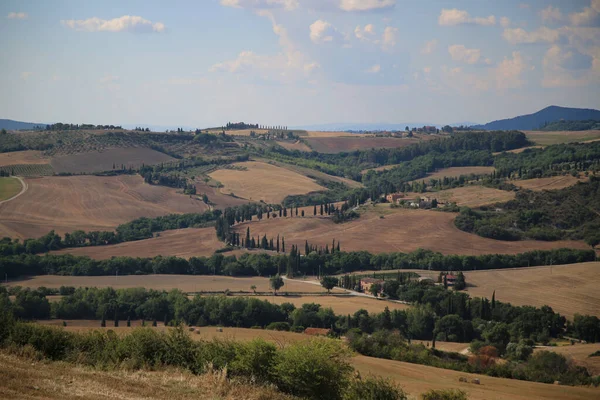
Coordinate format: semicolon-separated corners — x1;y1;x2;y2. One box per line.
344;375;407;400
421;389;468;400
274;339;353;400
230;339;277;383
266;322;291;331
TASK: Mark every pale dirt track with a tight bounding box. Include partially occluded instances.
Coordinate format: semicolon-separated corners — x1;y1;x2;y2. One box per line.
0;176;27;205
233;207;588;256
0;175;209;239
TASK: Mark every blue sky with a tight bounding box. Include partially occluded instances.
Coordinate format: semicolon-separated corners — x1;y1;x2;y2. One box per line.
1;0;599;127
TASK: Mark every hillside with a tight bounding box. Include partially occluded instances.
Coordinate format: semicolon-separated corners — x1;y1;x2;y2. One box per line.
0;119;45;131
473;106;600;131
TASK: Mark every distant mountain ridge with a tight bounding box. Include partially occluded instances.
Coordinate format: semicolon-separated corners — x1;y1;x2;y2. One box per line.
0;119;46;130
472;106;600;131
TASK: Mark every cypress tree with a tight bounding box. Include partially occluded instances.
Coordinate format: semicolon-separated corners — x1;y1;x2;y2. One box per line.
491;290;496;310
313;205;317;216
114;310;119;327
101;314;106;327
301;210;305;217
127;316;131;327
153;319;157;327
320;204;324;215
245;227;251;249
276;235;280;253
282;237;285;253
305;240;309;255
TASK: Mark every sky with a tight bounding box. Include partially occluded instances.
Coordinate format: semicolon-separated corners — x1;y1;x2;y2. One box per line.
0;0;599;128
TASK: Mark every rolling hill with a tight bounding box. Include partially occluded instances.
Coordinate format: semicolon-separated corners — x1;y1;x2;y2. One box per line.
473;106;600;131
0;119;46;130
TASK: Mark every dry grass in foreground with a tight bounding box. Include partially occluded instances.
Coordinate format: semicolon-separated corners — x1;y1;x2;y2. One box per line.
3;274;344;294
0;351;292;400
209;161;325;204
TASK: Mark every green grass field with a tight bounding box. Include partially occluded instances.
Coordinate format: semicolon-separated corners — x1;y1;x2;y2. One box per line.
0;177;22;201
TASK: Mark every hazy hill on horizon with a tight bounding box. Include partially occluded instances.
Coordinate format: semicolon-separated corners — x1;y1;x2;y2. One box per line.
0;119;47;131
472;106;600;131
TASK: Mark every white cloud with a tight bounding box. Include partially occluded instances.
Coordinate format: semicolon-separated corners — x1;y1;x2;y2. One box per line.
569;0;600;26
211;11;317;83
339;0;395;12
309;19;337;44
500;17;511;28
366;64;381;73
448;45;482;65
20;72;32;81
502;27;560;44
99;75;120;84
542;45;597;88
61;15;166;33
438;9;496;26
219;0;299;10
540;6;562;23
354;24;375;40
7;12;27;19
381;26;398;51
495;51;530;89
421;39;438;54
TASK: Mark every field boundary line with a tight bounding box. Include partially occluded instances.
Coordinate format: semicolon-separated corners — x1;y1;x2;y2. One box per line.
0;176;28;205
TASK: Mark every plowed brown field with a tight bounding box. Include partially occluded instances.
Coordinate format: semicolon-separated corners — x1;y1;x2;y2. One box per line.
0;175;209;238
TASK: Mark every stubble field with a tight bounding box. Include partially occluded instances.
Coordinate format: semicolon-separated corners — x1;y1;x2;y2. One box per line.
232;206;586;256
0;175;209;238
0;150;50;166
253;294;410;315
525;130;600;146
209;161;326;203
429;186;516;207
512;175;588;191
534;343;600;375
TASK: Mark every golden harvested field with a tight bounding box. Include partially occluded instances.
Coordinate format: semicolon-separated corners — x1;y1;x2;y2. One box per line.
306;136;421;153
459;262;600;319
431;186;516;207
0;351;291;400
233;206;588;256
493;145;544;155
525;130;600;146
21;325;600;400
5;274;343;294
252;294;410;315
275;140;312;152
0;175;209;238
353;354;599;400
209;161;325;203
263;159;363;189
0;177;22;201
0;150;49;166
413;340;468;353
513;175;588;191
50;147;175;174
52;228;223;259
535;343;600;375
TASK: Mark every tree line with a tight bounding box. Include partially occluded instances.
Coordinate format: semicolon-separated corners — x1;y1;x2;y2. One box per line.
1;247;594;280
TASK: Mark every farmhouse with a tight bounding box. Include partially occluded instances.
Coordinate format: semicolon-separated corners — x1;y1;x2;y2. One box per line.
386;193;404;203
360;277;384;293
442;274;457;286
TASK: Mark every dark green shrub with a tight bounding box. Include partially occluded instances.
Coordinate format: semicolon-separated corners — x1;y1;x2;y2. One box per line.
266;322;290;331
344;375;407;400
421;389;468;400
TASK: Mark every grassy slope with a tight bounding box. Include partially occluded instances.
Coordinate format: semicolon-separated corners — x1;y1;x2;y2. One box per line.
0;177;22;201
0;351;293;400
